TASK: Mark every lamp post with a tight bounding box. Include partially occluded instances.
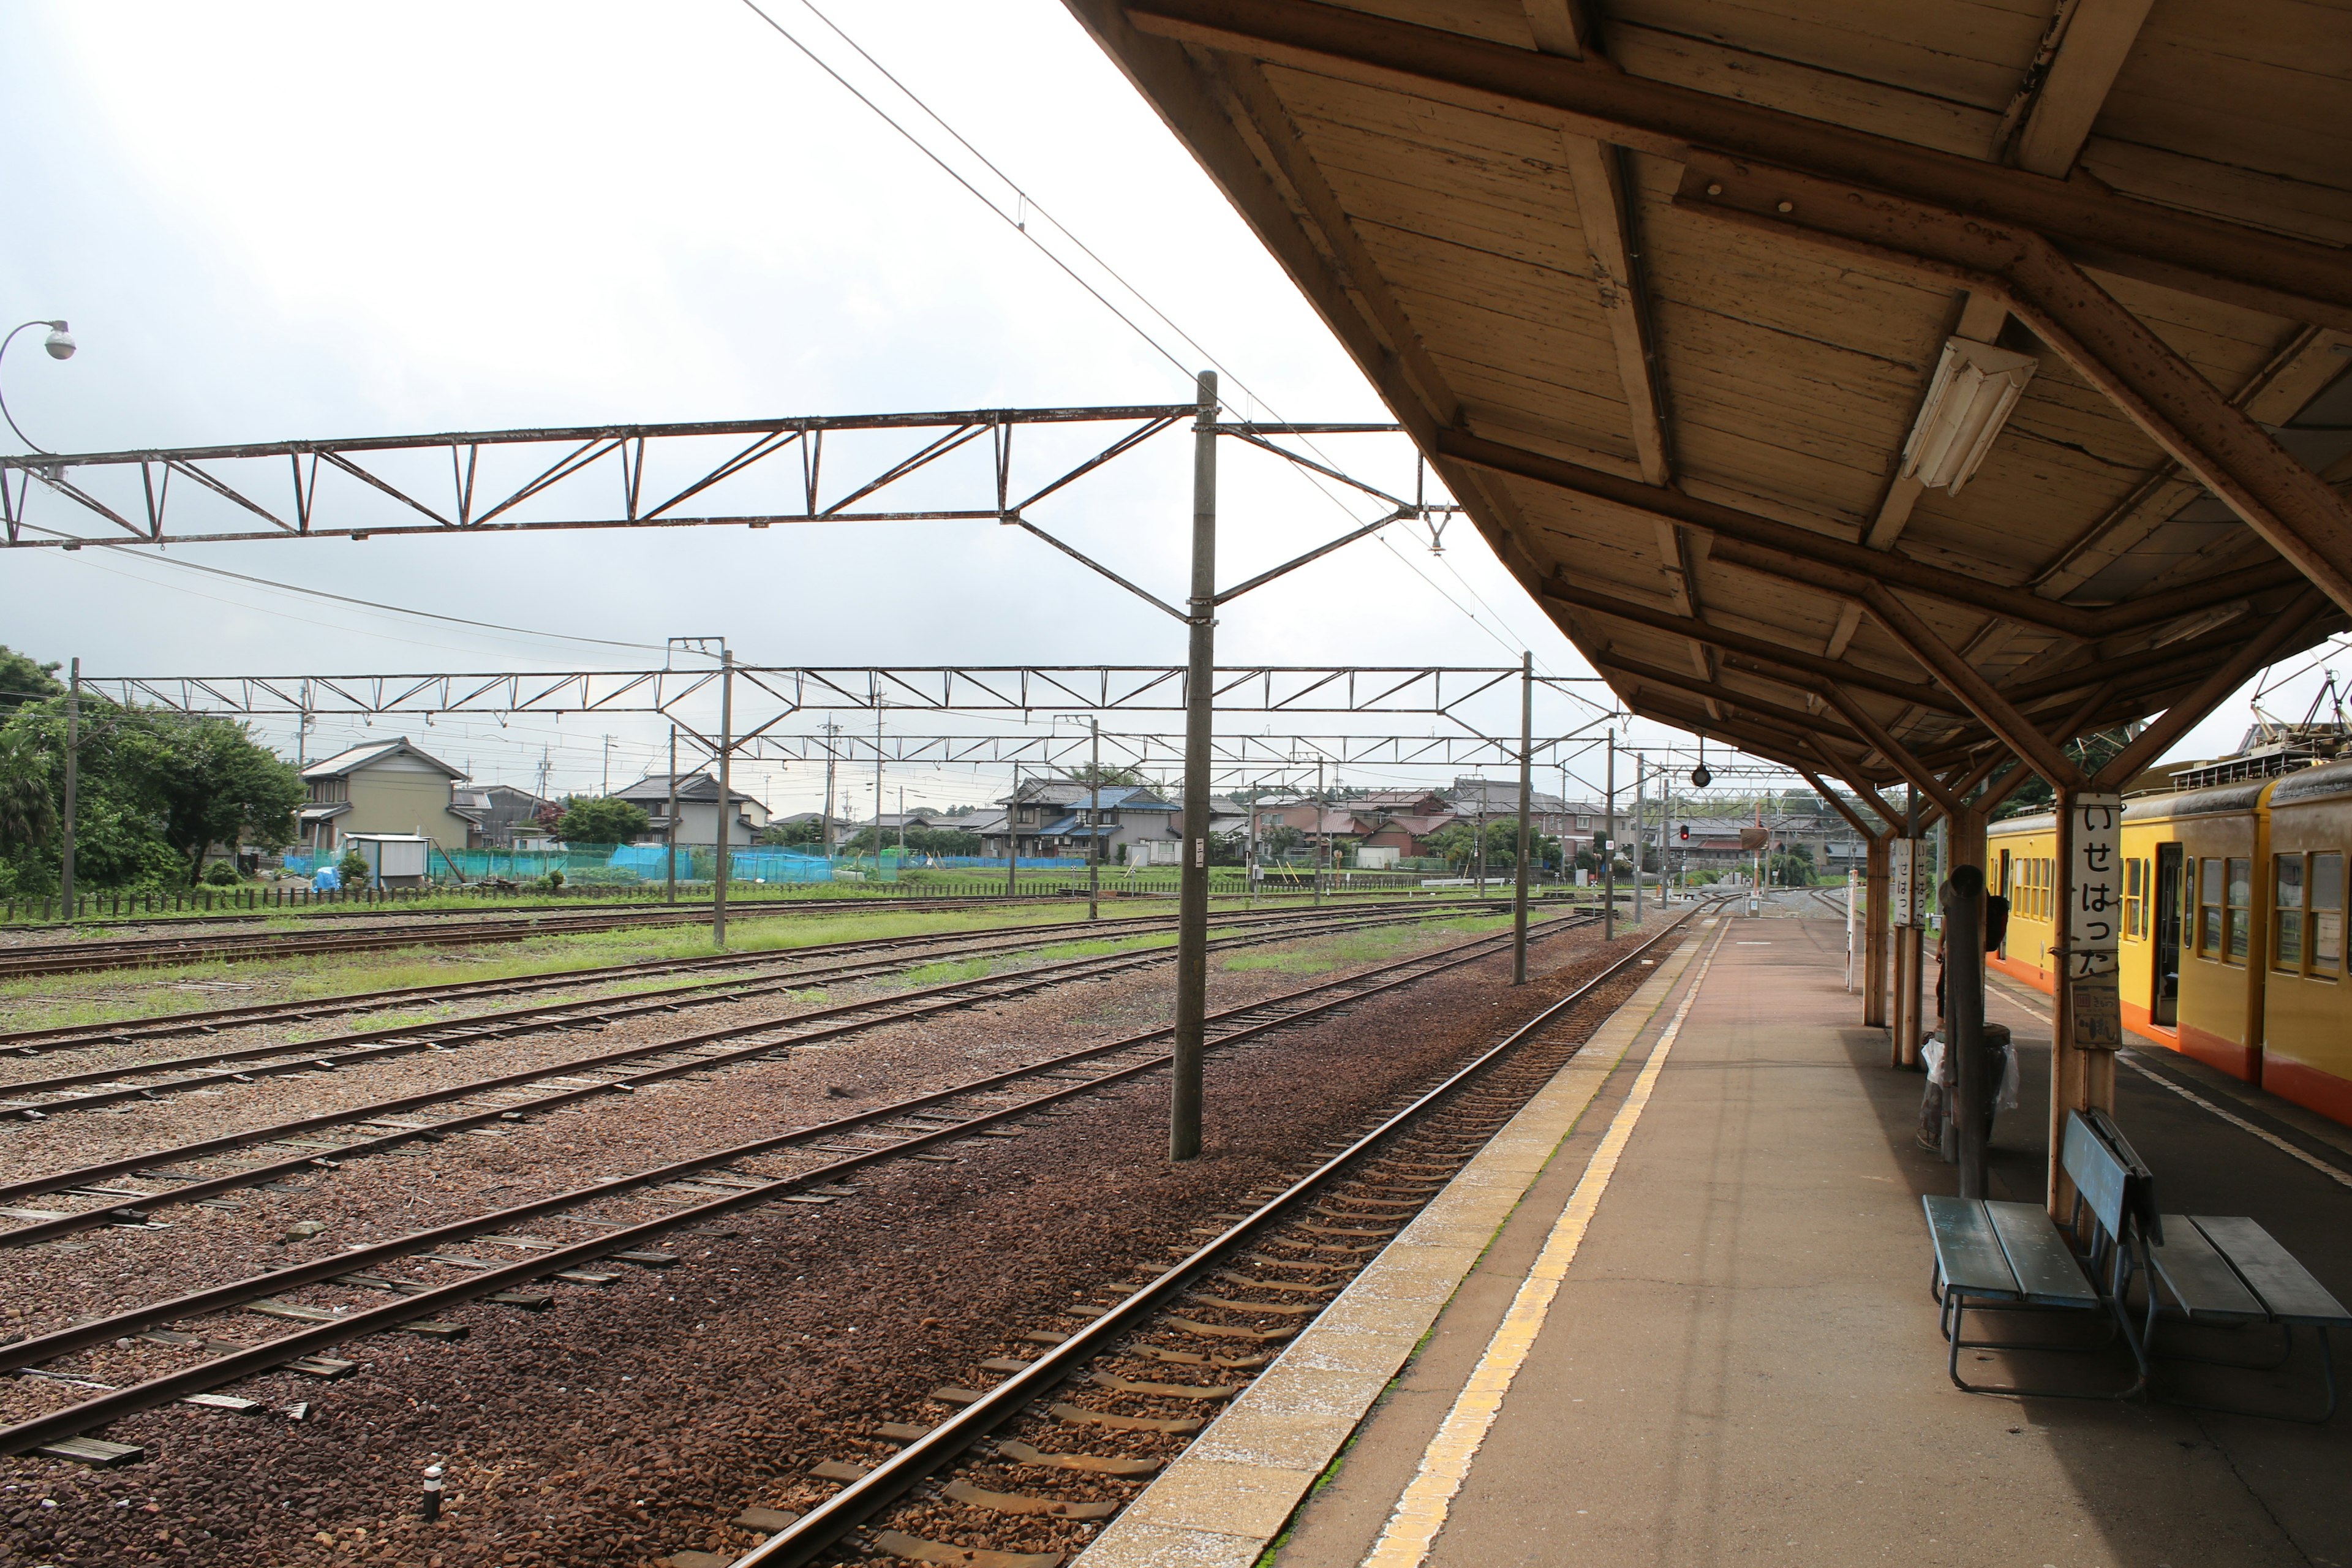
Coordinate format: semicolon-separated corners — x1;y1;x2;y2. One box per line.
0;319;75;454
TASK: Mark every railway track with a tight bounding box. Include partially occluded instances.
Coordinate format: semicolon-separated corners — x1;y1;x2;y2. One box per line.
2;899;1513;1059
0;906;1643;1467
0;903;1562;1245
0;893;1123;982
746;902;1720;1568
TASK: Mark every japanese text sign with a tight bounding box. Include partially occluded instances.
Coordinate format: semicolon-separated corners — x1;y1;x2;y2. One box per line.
2065;794;2124;1050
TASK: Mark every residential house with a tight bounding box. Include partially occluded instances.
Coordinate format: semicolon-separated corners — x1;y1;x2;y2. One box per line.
1445;777;1618;839
612;772;771;847
1355;813;1458;857
1661;813;1853;873
982;778;1180;862
448;783;558;849
1336;788;1452;818
298;737;477;855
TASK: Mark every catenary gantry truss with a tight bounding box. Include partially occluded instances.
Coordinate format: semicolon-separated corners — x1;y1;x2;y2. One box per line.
1063;0;2352;812
0;405;1192;548
83;664;1607;759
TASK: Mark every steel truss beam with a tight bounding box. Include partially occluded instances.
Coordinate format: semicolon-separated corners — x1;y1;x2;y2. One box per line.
81;665;1599;723
1117;0;2352;329
720;730;1617;769
0;405;1192;549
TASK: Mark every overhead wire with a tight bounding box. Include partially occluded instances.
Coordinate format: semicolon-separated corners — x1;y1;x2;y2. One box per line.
740;0;1560;668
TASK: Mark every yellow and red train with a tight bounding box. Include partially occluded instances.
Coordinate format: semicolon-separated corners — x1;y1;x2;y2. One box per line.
1988;759;2352;1126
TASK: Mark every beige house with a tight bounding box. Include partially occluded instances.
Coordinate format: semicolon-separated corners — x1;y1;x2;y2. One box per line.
298;737;476;853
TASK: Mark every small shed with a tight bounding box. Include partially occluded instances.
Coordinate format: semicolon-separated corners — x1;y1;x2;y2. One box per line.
339;833;432;889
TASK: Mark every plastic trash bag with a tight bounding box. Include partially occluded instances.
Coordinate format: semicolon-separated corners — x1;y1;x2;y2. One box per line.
311;865;341;891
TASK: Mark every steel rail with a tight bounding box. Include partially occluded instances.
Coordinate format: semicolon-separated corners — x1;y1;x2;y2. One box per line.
735;899;1715;1567
0;903;1471;1114
0;898;1086;980
0;898;1434;1064
0;906;1544;1237
0;911;1607;1452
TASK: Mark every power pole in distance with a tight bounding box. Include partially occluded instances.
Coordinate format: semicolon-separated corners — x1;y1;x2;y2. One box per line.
60;658;79;918
1512;650;1532;984
665;727;679;905
712;646;734;948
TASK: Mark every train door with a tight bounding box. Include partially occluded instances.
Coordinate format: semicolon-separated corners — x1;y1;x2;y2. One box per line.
2154;843;2183;1027
1997;850;2011;959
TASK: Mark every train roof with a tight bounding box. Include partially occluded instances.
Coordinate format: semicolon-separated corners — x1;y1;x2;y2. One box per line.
2268;758;2352;809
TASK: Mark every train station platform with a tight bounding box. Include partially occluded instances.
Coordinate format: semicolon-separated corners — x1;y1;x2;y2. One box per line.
1079;910;2352;1568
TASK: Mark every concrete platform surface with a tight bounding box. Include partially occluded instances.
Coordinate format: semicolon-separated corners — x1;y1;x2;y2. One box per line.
1272;915;2352;1568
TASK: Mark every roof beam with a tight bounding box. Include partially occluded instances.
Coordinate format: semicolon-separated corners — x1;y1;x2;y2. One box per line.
1803;738;1907;830
1860;586;2082;788
2008;0;2157;177
1819;686;1964;818
1676;165;2352;618
1801;769;1887;842
1121;0;2352;330
1462;428;2304;641
1594;653;1863;744
1539;573;1957;710
2090;587;2331;790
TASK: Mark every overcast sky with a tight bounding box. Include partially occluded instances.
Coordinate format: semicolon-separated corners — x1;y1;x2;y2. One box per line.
2;2;2339;819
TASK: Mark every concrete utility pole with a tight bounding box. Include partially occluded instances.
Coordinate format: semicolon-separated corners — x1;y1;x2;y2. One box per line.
59;658;78;918
1006;763;1021;899
1170;369;1216;1164
820;722;837;861
1512;650;1532;985
1087;717;1101;921
1633;755;1645;925
712;647;734;948
665;728;679;906
872;708;885;875
1474;795;1487;897
1245;775;1258;909
1314;759;1326;909
601;734;612;797
1604;729;1616;942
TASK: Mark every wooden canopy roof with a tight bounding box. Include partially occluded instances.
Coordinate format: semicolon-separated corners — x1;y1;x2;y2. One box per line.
1065;0;2352;819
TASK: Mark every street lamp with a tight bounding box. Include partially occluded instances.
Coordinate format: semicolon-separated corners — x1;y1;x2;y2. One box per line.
1;319;75;453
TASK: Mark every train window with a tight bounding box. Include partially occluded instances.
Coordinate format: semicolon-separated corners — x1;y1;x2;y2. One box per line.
2275;855;2304;973
2227;858;2252;964
2199;858;2223;959
2124;859;2146;941
2315;853;2343;976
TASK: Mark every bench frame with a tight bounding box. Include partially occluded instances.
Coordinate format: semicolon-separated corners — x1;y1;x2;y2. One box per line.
1928;1111;2149;1401
1928;1109;2348;1420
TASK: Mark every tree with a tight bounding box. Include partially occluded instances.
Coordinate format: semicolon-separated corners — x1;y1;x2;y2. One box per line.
0;729;58;852
0;646;62;714
556;796;651;844
118;715;306;885
760;816;826;847
337;848;372;887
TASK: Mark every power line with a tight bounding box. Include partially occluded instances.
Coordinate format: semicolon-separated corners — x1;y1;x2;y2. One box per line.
737;0;1193;382
737;0;1558;666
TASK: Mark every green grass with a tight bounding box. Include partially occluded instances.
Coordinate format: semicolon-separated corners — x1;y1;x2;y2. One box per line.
0;903;1111;1035
1219;913;1517;976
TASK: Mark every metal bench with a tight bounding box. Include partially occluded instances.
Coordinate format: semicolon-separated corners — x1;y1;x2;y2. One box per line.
1928;1109;2350;1417
2141;1210;2350;1422
1923;1111;2149;1399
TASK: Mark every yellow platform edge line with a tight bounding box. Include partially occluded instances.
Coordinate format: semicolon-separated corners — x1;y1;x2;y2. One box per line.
1068;918;1717;1568
1359;922;1728;1568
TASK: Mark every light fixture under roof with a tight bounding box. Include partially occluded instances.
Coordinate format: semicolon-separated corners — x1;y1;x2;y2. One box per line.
1899;337;2040;495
